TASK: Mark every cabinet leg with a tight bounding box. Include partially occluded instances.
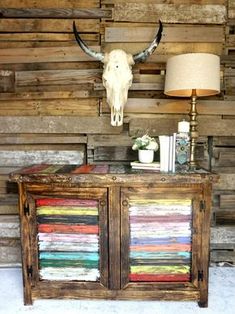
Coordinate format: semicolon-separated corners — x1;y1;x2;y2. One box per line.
198;300;208;308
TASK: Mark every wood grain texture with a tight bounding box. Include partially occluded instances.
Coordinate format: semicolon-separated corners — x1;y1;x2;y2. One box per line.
0;0;100;8
0;117;123;134
0;8;112;19
105;25;224;43
0;46;101;64
0;19;99;32
113;4;226;24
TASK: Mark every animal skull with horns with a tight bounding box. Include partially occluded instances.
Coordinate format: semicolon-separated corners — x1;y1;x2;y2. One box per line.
73;21;163;126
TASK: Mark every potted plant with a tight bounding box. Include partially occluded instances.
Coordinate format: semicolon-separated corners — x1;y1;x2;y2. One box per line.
132;134;159;163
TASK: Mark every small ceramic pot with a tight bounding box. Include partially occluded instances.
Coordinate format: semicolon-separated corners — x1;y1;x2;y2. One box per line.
138;149;154;163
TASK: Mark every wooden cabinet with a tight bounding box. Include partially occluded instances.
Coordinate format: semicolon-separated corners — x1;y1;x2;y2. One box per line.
10;164;218;307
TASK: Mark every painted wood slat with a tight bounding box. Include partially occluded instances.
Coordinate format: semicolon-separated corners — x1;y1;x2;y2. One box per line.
113;4;226;24
38;241;99;252
38;224;99;234
129;274;190;282
37;198;98;207
37;215;98;224
37;196;100;282
39;267;100;281
129;199;192;282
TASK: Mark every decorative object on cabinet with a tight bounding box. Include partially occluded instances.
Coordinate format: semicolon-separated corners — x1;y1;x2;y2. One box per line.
132;134;159;163
73;21;163;127
164;53;220;169
10;164;218;308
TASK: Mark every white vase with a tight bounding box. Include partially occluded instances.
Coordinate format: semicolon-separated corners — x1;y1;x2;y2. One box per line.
138;150;154;163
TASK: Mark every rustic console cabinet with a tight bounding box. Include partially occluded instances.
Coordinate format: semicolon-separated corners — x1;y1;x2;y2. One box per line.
10;164;217;307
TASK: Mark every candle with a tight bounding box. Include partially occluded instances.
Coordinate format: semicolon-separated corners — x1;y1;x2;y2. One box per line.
178;120;190;133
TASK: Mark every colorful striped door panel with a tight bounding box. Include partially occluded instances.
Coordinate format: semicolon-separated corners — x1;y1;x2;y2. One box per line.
36;197;100;281
129;199;192;282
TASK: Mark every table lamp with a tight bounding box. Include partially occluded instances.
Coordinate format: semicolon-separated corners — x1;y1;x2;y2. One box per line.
164;53;220;169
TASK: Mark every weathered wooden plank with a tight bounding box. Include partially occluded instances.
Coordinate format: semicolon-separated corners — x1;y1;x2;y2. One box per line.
0;134;87;145
0;70;14;92
226;34;235;47
129;116;235;137
0;61;100;72
0;195;18;214
94;147;137;162
0;98;99;116
0;19;99;32
211;226;235;244
213;148;235;167
113;4;226;24
15;69;102;86
213;137;235;146
0;149;85;166
103;43;223;58
0;117;122;134
0;8;112;19
105;25;224;43
0;215;19;238
0;203;18;215
0;0;99;8
15;84;97;93
102;0;226;4
0;46;101;64
220;194;235;209
210;249;235;263
216;210;235;224
0;32;98;42
214;174;235;190
0;91;90;100
101;99;234;115
88;133;133;149
0;238;21;266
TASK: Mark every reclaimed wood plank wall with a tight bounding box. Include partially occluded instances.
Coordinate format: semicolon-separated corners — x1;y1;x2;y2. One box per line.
0;0;234;266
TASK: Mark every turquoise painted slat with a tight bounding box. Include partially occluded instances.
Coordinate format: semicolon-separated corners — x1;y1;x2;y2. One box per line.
39;252;99;261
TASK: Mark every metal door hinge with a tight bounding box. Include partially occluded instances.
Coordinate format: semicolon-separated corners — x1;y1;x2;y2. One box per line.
24;202;30;215
27;265;33;278
200;200;206;212
198;270;204;282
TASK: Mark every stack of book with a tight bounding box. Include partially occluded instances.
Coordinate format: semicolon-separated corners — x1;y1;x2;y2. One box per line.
159;134;176;172
130;161;160;171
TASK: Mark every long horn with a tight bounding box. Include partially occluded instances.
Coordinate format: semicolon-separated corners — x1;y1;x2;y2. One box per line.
133;20;163;63
73;21;105;62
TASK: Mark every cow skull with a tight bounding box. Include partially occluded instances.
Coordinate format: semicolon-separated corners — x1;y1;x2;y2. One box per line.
73;21;163;126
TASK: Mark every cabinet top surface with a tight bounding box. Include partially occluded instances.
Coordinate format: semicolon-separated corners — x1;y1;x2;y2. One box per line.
9;164;218;185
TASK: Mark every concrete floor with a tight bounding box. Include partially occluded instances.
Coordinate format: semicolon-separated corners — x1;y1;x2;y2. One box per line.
0;267;234;314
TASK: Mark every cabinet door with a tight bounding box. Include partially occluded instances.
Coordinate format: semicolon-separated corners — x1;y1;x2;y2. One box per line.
24;185;108;296
121;186;203;295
